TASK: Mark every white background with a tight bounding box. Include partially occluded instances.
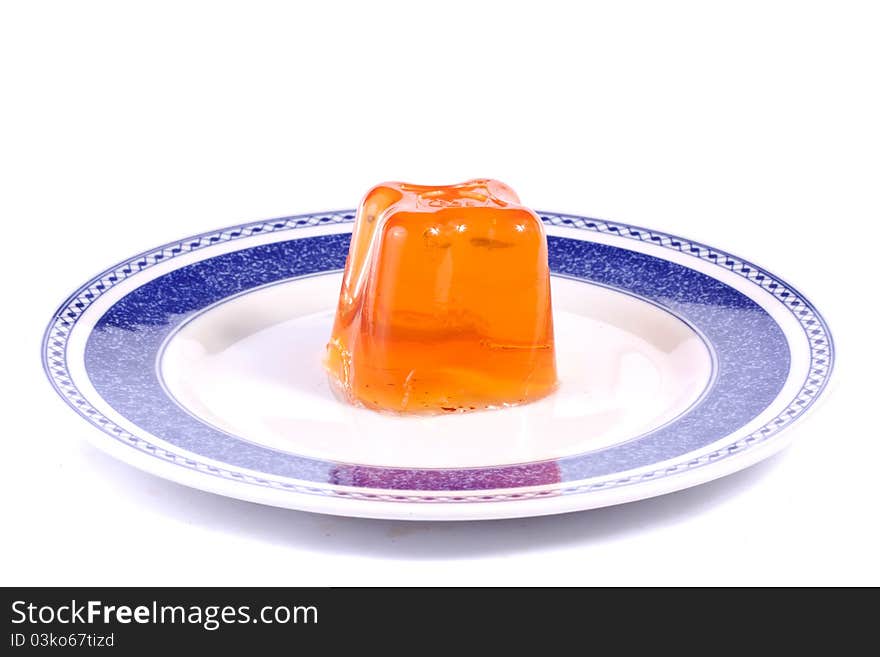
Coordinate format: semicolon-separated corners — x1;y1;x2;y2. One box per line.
1;1;877;585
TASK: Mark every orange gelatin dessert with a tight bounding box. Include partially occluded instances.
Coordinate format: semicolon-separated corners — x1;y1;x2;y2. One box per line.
325;179;557;413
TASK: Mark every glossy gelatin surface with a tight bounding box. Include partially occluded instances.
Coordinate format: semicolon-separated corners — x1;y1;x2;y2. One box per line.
326;179;557;413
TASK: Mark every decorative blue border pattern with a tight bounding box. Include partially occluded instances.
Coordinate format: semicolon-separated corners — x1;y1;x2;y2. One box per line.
42;211;834;502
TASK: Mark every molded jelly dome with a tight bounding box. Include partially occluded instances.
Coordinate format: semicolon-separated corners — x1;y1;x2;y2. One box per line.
325;180;558;413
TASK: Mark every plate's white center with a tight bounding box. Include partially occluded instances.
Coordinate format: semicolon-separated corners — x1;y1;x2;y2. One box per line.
160;274;713;468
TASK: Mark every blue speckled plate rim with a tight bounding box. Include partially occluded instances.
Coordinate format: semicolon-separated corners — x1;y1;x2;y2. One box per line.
78;229;790;490
41;210;835;504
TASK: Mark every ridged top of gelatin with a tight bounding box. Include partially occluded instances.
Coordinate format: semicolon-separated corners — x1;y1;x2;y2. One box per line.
394;179;520;210
358;179;523;223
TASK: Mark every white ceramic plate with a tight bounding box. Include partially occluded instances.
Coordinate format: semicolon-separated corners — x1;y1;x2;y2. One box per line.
43;210;834;519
